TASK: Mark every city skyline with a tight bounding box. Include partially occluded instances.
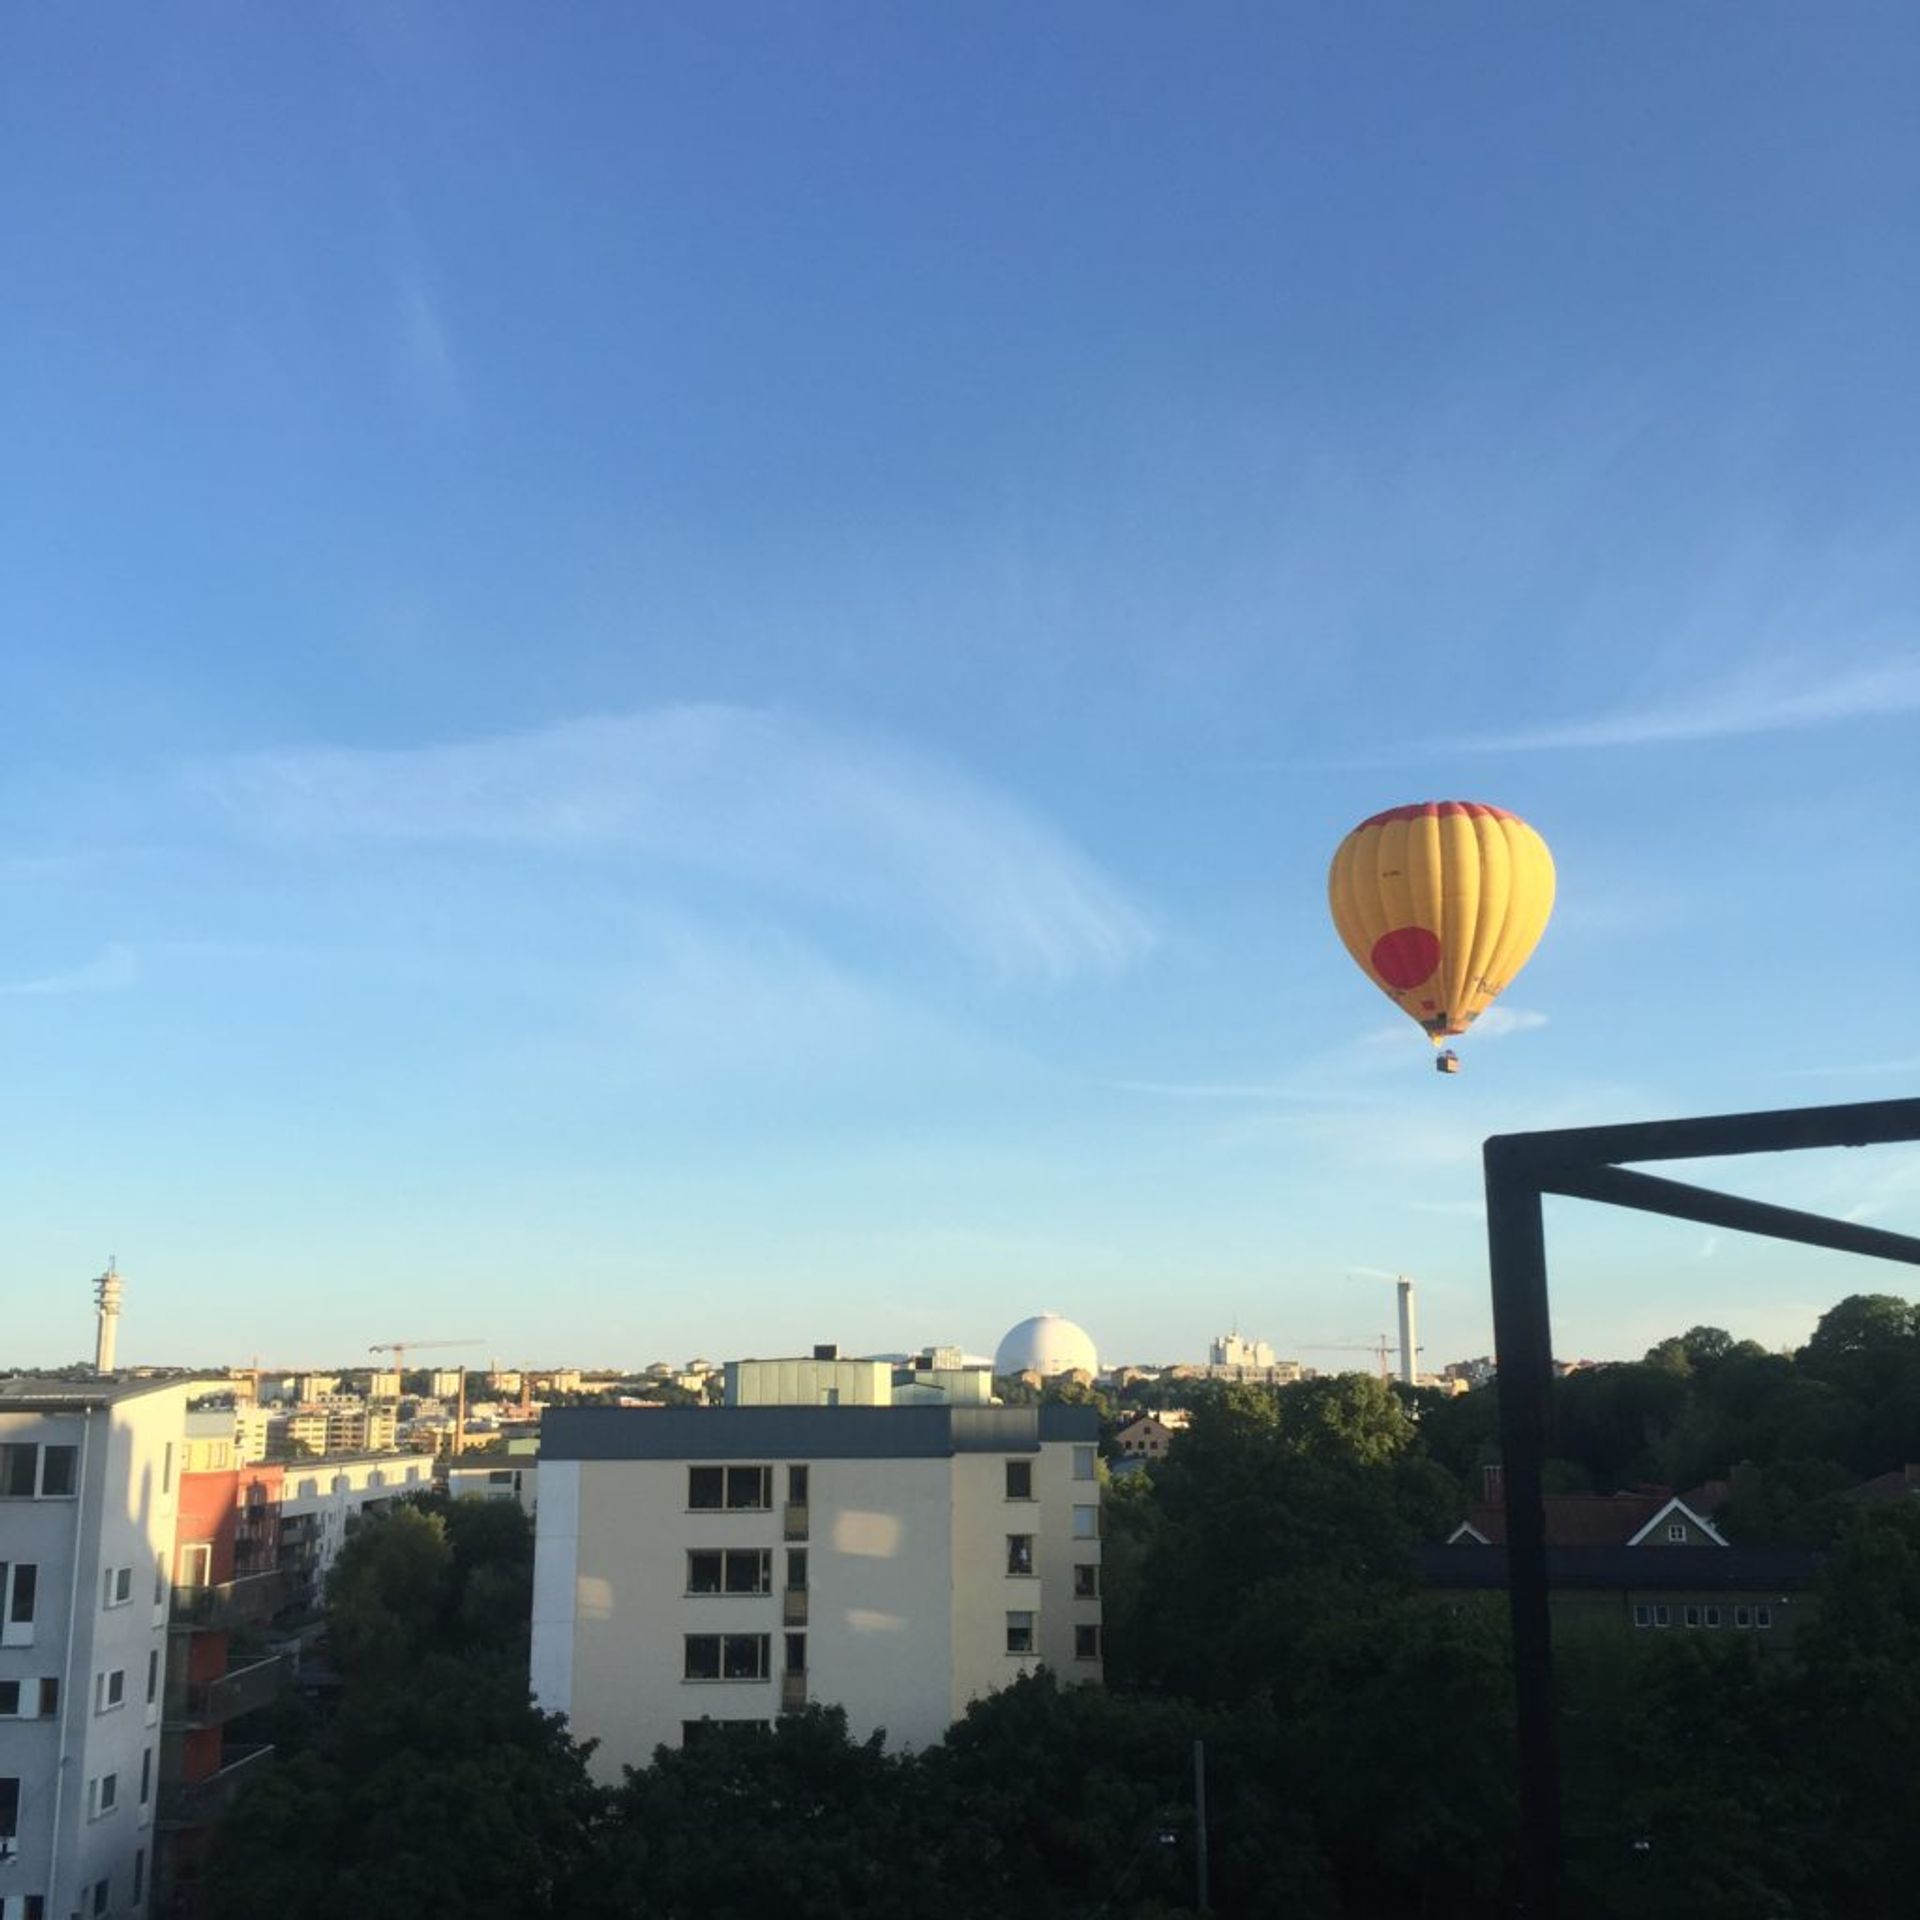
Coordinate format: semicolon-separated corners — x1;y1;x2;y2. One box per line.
6;6;1919;1368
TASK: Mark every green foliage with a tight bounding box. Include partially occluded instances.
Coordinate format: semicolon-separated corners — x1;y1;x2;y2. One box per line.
325;1502;453;1677
203;1658;602;1920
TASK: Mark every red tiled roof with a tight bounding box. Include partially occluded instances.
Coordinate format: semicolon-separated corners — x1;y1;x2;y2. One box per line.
1842;1464;1920;1504
1460;1492;1671;1547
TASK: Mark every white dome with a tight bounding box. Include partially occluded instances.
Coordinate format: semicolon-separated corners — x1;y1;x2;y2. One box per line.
994;1313;1099;1379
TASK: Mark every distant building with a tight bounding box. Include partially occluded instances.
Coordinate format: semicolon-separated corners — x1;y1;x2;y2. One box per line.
1112;1410;1190;1462
0;1375;193;1920
275;1454;434;1607
1209;1332;1275;1370
994;1315;1099;1381
532;1402;1103;1776
1425;1468;1812;1649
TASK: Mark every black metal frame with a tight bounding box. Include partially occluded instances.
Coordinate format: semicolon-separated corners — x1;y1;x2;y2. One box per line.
1482;1097;1920;1918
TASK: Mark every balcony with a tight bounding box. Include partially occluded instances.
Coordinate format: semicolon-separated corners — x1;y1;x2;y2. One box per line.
782;1588;809;1626
170;1570;291;1630
780;1671;808;1713
169;1655;285;1728
158;1744;274;1827
783;1501;809;1542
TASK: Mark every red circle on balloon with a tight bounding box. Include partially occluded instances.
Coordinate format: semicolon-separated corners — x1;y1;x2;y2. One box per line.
1371;925;1442;990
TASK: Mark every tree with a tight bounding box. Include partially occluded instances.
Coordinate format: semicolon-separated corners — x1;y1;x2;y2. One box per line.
325;1502;452;1677
203;1657;604;1920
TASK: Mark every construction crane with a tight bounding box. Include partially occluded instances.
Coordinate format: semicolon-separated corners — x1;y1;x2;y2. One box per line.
368;1337;485;1385
1300;1339;1398;1382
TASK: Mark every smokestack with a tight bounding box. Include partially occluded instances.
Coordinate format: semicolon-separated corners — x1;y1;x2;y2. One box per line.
94;1261;124;1374
1396;1275;1417;1387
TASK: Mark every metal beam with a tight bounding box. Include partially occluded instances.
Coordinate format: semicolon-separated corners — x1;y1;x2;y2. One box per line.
1541;1164;1920;1268
1489;1097;1920;1175
1483;1141;1561;1919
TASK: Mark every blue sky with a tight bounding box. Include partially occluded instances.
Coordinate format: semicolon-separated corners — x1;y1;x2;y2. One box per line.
5;5;1918;1373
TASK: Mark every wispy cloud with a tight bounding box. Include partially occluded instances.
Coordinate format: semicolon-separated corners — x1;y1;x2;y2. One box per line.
198;706;1153;982
0;943;137;997
394;268;464;416
1450;654;1920;752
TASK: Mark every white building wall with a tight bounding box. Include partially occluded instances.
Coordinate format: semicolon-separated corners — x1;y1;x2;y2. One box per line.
809;1455;952;1751
0;1383;188;1920
534;1416;1101;1782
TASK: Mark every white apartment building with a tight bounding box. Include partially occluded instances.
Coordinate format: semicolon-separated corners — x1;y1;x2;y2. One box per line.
1;1377;193;1920
532;1403;1103;1780
276;1455;434;1607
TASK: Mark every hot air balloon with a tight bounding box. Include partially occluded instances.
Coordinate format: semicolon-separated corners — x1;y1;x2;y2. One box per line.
1327;801;1554;1072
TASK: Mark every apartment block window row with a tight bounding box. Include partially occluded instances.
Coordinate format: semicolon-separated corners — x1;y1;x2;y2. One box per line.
103;1565;133;1608
682;1718;771;1746
1073;1562;1099;1599
1631;1603;1773;1630
94;1668;125;1714
687;1548;774;1595
1006;1610;1036;1655
684;1632;773;1681
87;1771;118;1819
1075;1624;1101;1660
1005;1460;1033;1501
0;1679;61;1718
1006;1534;1035;1577
687;1465;773;1511
0;1443;78;1499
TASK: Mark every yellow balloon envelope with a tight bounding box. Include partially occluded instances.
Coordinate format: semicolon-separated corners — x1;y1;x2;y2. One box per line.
1328;802;1555;1044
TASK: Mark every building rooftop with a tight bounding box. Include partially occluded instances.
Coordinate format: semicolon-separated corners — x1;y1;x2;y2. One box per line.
543;1401;1098;1462
0;1373;203;1410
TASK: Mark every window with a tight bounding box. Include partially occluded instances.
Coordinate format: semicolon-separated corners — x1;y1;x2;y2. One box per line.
1072;1504;1099;1539
786;1549;808;1591
1667;1521;1688;1542
1072;1445;1097;1482
1006;1610;1036;1655
162;1442;174;1493
147;1649;159;1704
728;1465;772;1509
1074;1563;1099;1599
1;1775;18;1845
104;1565;133;1608
3;1561;37;1643
1632;1604;1651;1628
687;1549;773;1595
39;1446;77;1497
1684;1605;1701;1629
96;1669;126;1713
89;1771;118;1818
689;1465;772;1510
0;1681;17;1715
1654;1605;1671;1628
785;1632;806;1673
1005;1460;1033;1501
140;1748;152;1805
93;1878;110;1916
1734;1606;1752;1628
1756;1606;1773;1629
1075;1624;1101;1660
1007;1535;1035;1577
40;1678;60;1716
175;1545;210;1590
684;1633;771;1680
134;1847;146;1901
1705;1606;1722;1629
0;1445;39;1497
787;1465;809;1504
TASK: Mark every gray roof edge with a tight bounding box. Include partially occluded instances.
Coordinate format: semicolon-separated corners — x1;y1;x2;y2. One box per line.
544;1400;1097;1462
